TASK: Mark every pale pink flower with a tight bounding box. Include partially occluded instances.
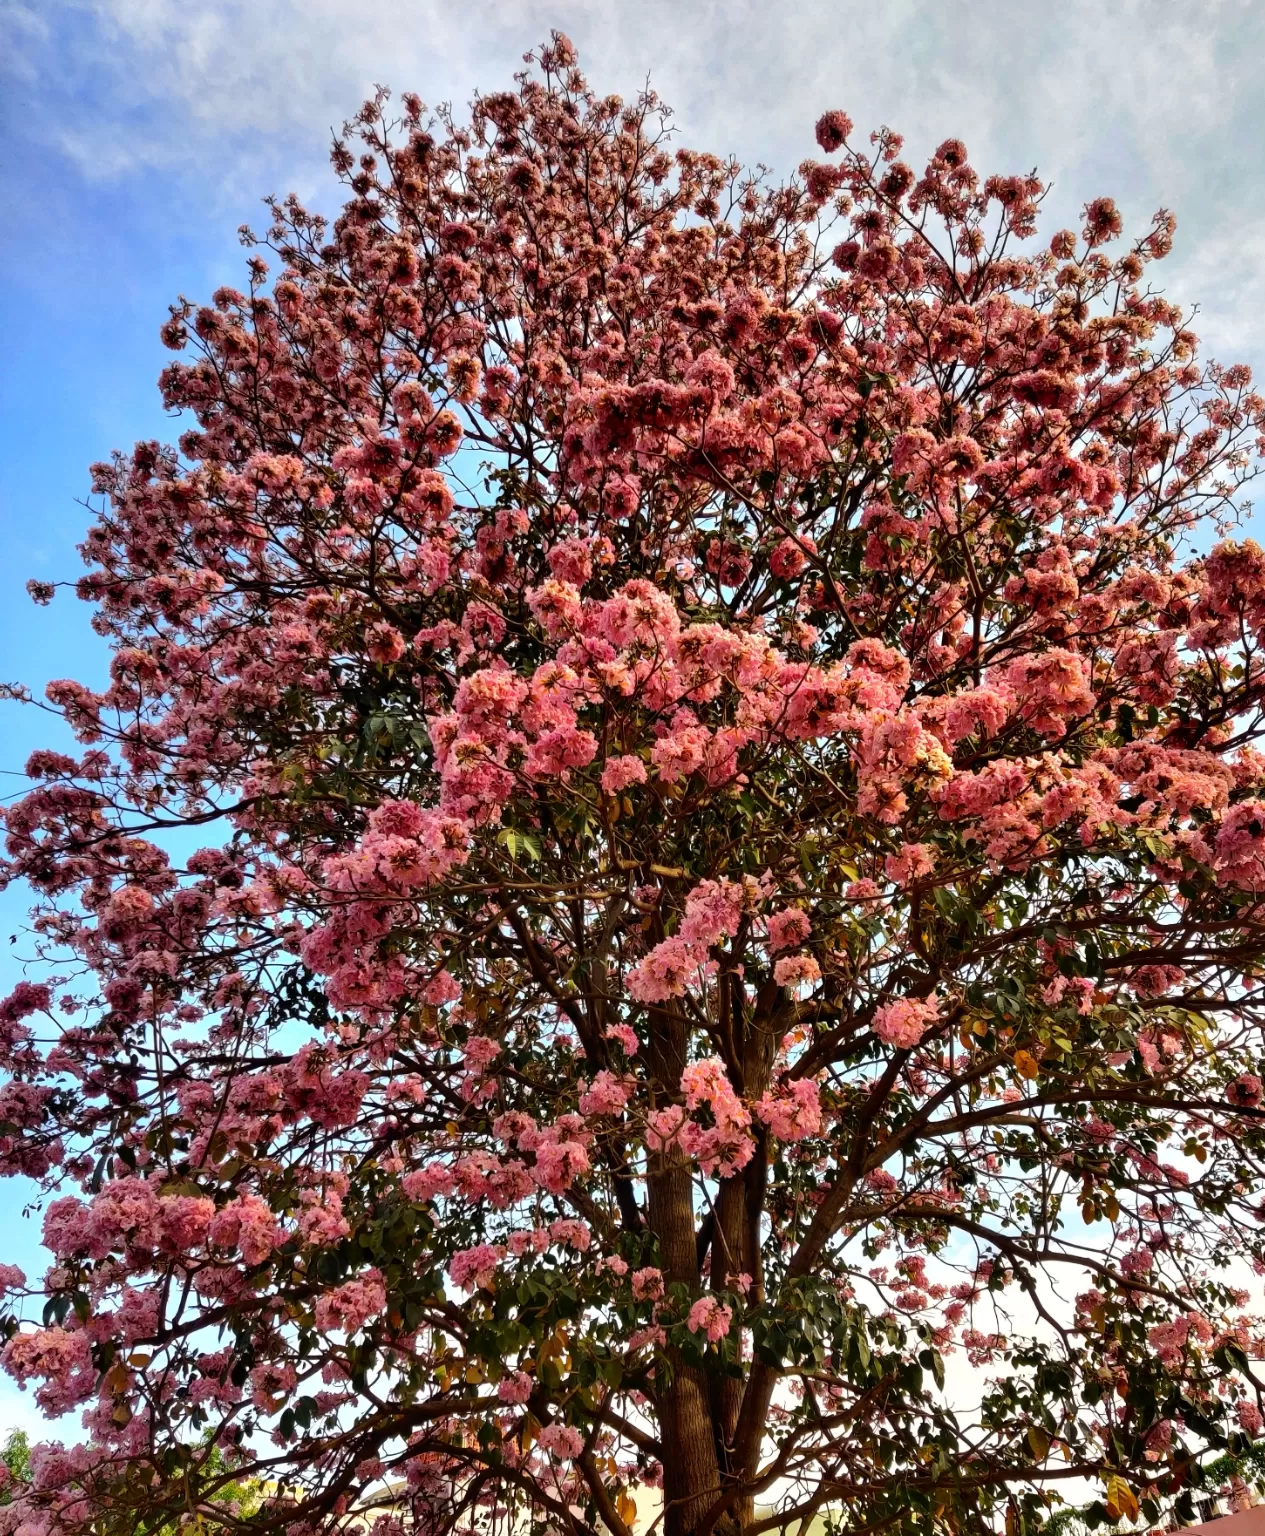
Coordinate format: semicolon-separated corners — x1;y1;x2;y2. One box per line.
632;1267;664;1301
766;908;811;952
774;954;821;991
498;1370;533;1404
757;1079;823;1142
872;996;939;1050
449;1243;503;1292
600;755;648;795
538;1423;585;1460
687;1296;733;1343
365;621;407;664
314;1270;387;1334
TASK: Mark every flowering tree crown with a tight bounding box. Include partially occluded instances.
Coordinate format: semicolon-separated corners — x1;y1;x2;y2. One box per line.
6;32;1265;1536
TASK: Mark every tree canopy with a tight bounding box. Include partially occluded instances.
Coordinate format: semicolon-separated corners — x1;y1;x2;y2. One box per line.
5;32;1265;1536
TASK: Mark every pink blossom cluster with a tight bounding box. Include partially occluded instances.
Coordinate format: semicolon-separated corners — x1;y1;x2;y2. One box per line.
872;996;939;1050
687;1297;733;1343
756;1079;824;1142
448;1243;504;1293
647;1057;755;1176
313;1269;387;1333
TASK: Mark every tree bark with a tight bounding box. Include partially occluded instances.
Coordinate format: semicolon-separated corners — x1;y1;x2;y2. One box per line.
646;999;723;1536
706;980;783;1531
648;1154;723;1536
708;1173;753;1533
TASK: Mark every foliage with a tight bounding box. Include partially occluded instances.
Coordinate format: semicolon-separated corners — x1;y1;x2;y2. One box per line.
1;1431;31;1503
4;30;1265;1536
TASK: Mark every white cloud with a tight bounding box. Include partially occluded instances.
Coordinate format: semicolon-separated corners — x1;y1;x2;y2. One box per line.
8;0;1262;197
5;0;1261;357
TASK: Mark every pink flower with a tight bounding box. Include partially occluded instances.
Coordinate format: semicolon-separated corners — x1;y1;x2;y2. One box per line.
423;970;462;1006
578;1070;631;1116
463;1035;501;1073
681;1058;744;1121
524;725;598;781
158;1193;216;1251
678;880;746;948
687;1296;733;1343
314;1270;387;1334
548;1218;591;1251
527;579;584;638
627;1325;667;1353
673;1058;755;1175
250;1360;297;1411
401;1162;456;1201
208;1192;281;1266
942;687;1009;744
651;727;710;784
632;1267;664;1301
757;1079;823;1142
769;536;815;580
766;908;811;952
646;1104;687;1156
705;538;752;587
600;755;647;795
680;1120;755;1176
498;1370;533;1404
508;1228;551;1257
298;1191;350;1247
1;1327;94;1412
546;537;595;586
531;1138;590;1193
1129;964;1185;999
537;1423;584;1461
1215;802;1265;889
1003;648;1094;736
449;1243;503;1292
604;1023;640;1055
774;954;821;992
365;621;407;664
815;110;853;151
0;975;52;1017
872;996;939;1050
627;937;707;1002
1229;1074;1265;1109
883;842;937;886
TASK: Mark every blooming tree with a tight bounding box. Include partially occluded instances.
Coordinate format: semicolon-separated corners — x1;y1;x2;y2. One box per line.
7;33;1265;1536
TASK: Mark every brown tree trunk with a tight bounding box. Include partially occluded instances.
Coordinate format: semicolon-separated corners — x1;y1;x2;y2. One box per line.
645;999;722;1536
709;1173;753;1534
644;981;786;1536
648;1154;723;1536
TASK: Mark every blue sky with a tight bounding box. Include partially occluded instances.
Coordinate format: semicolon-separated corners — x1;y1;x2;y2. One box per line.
2;0;1265;1439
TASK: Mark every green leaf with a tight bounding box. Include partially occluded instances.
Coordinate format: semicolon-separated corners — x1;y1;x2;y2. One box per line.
930;1348;945;1391
497;827;541;862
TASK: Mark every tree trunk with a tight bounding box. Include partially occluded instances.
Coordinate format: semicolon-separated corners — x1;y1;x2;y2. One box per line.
645;998;722;1536
648;1153;723;1536
709;1173;753;1534
644;984;786;1536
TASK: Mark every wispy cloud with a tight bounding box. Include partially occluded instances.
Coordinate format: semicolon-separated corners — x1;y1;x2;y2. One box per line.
4;0;1265;347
